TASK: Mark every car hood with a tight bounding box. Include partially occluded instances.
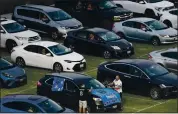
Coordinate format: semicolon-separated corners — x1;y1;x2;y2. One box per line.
150;1;174;8
101;7;131;17
56;18;82;27
0;66;25;78
106;39;131;48
155;27;178;36
58;52;84;61
11;30;39;38
152;73;178;86
91;88;121;106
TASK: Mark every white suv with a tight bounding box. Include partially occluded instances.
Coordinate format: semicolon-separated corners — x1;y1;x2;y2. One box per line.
0;18;41;52
113;0;174;18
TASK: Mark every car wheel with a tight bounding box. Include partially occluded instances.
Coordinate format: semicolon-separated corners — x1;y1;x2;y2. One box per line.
117;32;126;39
150;87;161;100
53;63;63;72
51;30;60;40
151;37;160;46
6;40;17;53
103;50;112;59
163;20;172;28
16;57;26;68
145;9;156;18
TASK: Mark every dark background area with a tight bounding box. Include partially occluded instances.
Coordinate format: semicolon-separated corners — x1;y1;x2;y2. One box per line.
0;0;53;15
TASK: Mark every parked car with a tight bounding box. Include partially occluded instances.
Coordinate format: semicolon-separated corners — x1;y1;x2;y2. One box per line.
37;72;122;112
149;48;178;74
0;58;27;88
0;17;41;52
0;94;75;113
64;27;134;59
112;18;178;46
160;8;178;29
113;0;175;19
12;4;83;40
11;41;86;72
97;59;178;100
55;0;133;30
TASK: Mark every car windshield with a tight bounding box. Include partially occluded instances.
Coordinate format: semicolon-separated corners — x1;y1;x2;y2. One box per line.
98;31;121;41
146;0;163;3
2;22;26;33
47;10;72;21
144;20;168;30
0;59;14;70
38;99;64;113
48;44;73;55
169;9;178;15
98;0;117;10
84;79;105;89
142;64;169;77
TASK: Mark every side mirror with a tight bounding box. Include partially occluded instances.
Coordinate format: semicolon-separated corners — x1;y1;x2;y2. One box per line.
0;29;5;33
23;25;26;28
42;19;50;23
46;53;52;56
139;1;145;4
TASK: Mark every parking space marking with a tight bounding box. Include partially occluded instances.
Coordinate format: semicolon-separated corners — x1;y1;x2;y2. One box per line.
124;106;139;110
10;86;36;94
125;95;161;103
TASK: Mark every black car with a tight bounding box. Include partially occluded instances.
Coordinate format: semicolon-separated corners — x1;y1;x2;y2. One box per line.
97;59;178;100
37;72;122;112
55;0;133;30
64;27;134;59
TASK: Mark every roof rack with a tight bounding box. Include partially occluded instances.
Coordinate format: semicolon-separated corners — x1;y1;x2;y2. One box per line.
21;4;43;11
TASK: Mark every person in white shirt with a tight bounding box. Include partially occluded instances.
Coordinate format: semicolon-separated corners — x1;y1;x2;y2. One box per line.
109;75;122;100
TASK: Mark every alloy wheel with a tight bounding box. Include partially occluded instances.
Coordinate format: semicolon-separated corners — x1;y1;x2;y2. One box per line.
16;58;25;67
103;50;111;59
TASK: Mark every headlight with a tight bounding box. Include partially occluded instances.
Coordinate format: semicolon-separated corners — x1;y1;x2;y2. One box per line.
161;35;170;38
15;36;28;40
2;72;13;78
93;97;102;101
64;60;72;63
113;16;120;21
111;46;121;50
160;84;173;88
155;7;162;11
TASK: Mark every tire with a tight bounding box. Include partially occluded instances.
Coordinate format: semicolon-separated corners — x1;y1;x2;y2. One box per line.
145;9;156;18
151;37;160;46
117;32;126;39
16;57;26;68
51;29;60;40
150;87;162;100
163;20;172;28
6;40;17;53
53;63;63;72
101;20;112;30
103;50;112;59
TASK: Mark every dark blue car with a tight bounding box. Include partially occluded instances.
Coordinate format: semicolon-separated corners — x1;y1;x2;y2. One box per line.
0;58;27;88
0;94;75;113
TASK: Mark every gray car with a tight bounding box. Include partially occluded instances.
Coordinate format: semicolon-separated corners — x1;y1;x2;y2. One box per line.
149;48;178;74
112;18;178;46
12;4;83;40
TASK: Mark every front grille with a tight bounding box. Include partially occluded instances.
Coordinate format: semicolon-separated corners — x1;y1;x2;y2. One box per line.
73;62;86;72
69;25;82;29
28;36;39;41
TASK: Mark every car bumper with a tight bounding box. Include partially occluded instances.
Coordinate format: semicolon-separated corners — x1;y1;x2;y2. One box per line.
113;47;134;58
95;103;122;112
162;87;178;96
160;36;178;44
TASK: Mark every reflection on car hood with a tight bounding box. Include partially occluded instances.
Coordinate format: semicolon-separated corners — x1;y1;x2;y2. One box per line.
152;73;178;86
56;18;82;27
156;27;178;36
58;52;84;61
150;1;174;8
106;39;130;48
11;30;38;38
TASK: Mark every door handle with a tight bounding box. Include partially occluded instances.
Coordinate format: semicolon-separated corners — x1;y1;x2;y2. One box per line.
124;75;131;78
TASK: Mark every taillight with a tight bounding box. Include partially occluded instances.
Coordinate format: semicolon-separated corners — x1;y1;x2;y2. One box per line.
148;54;152;59
37;81;42;86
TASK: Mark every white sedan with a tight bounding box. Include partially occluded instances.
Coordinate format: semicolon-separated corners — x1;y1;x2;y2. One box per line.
11;41;86;72
160;8;178;29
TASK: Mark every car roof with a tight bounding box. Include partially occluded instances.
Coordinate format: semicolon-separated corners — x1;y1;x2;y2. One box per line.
20;4;61;12
85;27;109;33
127;17;155;23
0;18;16;25
48;72;92;84
2;94;47;104
25;41;58;48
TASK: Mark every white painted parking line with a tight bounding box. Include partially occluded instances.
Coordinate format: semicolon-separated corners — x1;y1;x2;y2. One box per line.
125;95;161;103
10;86;36;94
124;106;139;110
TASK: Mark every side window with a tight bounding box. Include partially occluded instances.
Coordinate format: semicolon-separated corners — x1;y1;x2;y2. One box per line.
64;80;78;92
75;31;88;39
46;78;54;86
39;13;49;22
161;52;178;60
17;9;28;17
140;73;149;79
129;66;142;77
85;3;97;11
106;64;129;74
3;102;41;113
134;22;146;30
88;33;98;41
37;46;50;55
122;21;134;28
24;45;38;53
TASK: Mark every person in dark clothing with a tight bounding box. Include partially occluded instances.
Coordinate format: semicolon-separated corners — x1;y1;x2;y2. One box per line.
79;84;91;113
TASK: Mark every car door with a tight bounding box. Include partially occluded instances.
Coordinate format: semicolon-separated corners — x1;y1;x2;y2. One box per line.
0;26;8;48
122;21;137;39
161;52;178;73
36;46;53;69
134;22;153;41
63;80;79;107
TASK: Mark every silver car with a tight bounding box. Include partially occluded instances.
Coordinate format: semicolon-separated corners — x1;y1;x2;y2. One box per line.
149;48;178;74
112;18;178;46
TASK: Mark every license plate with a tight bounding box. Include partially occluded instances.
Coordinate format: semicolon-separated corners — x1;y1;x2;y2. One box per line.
127;51;131;54
112;105;117;109
80;64;84;68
